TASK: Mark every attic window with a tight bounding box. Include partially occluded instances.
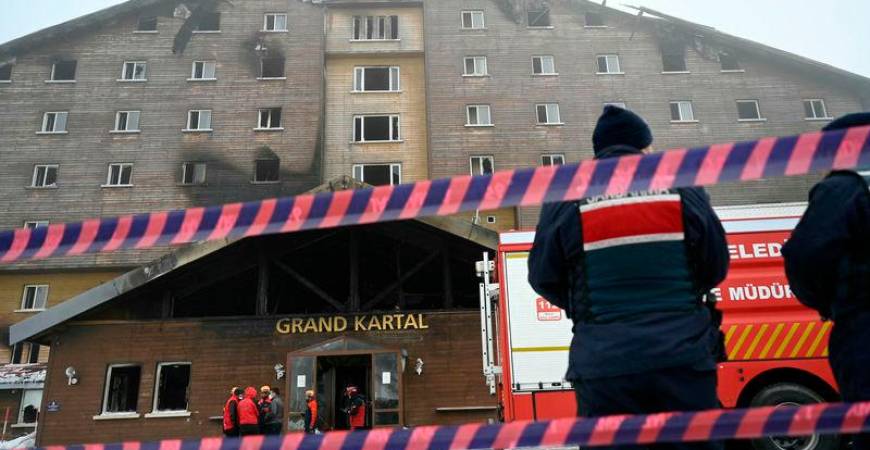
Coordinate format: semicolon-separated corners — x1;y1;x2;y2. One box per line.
260;58;285;78
661;45;687;72
51;60;77;81
527;10;551;27
585;12;604;27
719;52;741;71
0;64;12;81
195;13;221;32
137;17;158;32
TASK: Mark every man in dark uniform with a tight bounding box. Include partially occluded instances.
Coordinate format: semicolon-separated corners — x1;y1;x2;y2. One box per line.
782;112;870;450
528;106;729;450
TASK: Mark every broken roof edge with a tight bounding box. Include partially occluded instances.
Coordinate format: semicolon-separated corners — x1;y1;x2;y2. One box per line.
9;176;497;346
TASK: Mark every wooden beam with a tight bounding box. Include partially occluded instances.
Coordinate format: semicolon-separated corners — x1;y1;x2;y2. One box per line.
361;250;440;311
256;248;269;316
272;259;345;312
348;230;360;312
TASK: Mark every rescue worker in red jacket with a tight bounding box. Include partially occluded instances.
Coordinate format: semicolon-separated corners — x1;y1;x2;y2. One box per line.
222;387;243;437
343;385;366;430
237;386;260;435
304;389;319;434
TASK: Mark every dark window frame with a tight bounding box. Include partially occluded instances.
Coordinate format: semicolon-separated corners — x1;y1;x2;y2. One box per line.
136;16;158;32
102;364;142;414
254;159;280;183
152;362;191;413
527;9;551;27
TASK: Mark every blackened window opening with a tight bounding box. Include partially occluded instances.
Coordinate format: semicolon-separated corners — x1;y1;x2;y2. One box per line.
106;366;141;413
720;52;741;70
196;13;221;31
364;116;390;141
0;64;12;81
53;61;77;80
528;10;550;27
137;17;158;31
662;45;687;72
585;12;604;26
261;58;285;78
255;159;280;182
155;364;191;411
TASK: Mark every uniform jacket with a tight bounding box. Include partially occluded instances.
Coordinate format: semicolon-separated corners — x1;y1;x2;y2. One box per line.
238;388;260;426
222;395;239;432
304;398;319;432
528;145;730;380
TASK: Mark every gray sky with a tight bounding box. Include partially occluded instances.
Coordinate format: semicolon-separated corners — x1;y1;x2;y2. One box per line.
2;0;869;79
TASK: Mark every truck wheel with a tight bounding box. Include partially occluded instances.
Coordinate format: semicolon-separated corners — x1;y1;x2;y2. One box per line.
749;383;840;450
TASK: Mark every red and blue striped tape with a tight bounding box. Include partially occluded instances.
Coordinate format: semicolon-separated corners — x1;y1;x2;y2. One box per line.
2;125;869;264
36;401;870;450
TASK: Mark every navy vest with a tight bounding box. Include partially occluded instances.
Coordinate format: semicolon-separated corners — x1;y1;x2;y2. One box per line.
577;189;699;323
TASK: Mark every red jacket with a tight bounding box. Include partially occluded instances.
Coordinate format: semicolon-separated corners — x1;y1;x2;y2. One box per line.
222;395;239;431
238;387;260;426
348;395;366;428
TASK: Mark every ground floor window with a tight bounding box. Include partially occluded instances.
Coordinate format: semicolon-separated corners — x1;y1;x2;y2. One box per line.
153;362;191;412
18;389;42;425
102;364;141;413
352;164;401;186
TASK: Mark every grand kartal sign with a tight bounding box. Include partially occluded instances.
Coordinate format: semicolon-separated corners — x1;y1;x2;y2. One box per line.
276;314;429;334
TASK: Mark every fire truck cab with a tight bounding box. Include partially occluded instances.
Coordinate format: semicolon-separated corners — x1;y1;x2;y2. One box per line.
478;203;841;450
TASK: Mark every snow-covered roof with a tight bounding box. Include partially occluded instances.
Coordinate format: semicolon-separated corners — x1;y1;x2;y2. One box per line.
0;364;46;390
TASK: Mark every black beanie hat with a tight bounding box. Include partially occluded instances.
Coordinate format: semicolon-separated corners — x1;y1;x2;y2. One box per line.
822;112;870;131
592;105;653;155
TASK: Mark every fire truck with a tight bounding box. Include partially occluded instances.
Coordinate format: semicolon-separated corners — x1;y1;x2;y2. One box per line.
478;203;840;450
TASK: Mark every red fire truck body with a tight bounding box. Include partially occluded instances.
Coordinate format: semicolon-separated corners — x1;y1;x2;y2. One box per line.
480;203;839;446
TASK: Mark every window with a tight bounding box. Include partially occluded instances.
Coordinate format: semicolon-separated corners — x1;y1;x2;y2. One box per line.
803;99;831;120
20;285;48;311
191;61;217;80
31;165;58;188
137;16;158;32
254;159;280;183
352;164;402;186
181;162;207;185
257;108;283;129
527;9;551;27
536;103;562;125
541;154;565;166
463;56;487;76
737;100;763;121
106;163;133;186
461;11;485;29
41;112;68;133
102;365;141;414
669;101;696;122
195;13;220;31
260;58;285;79
353;115;401;142
264;13;288;31
470;156;495;175
604;102;627;109
352;15;399;40
186;110;212;131
114;111;141;132
23;221;49;230
661;46;687;72
585;12;605;27
0;64;12;81
466;105;492;126
18;389;42;424
152;363;191;412
596;54;621;74
50;60;76;81
720;52;741;71
10;343;40;365
532;55;556;75
353;67;400;92
120;61;147;81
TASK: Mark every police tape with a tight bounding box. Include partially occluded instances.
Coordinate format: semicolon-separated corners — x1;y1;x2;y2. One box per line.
33;401;870;450
1;125;868;264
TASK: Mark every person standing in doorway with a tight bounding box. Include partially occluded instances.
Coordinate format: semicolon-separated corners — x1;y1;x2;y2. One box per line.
304;389;319;434
222;387;242;437
238;386;261;436
343;385;366;431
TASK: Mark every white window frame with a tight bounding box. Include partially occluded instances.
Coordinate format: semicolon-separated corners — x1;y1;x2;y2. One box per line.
463;56;488;76
352;163;402;186
256;108;284;131
39;112;69;134
461;11;485;29
10;343;40;365
180;162;207;185
263;13;288;32
469;155;495;175
23;221;49;230
803;99;832;121
104;163;134;187
113;111;141;133
17;389;42;425
351;15;399;41
48;60;76;82
352;115;401;142
669;101;697;123
189;61;217;81
541;154;565;166
736;100;765;122
98;364;142;418
148;362;192;417
31;164;58;188
184;110;213;132
19;284;49;312
119;61;147;82
353;67;401;92
466;105;493;127
596;54;622;74
536;103;563;125
603;102;627;109
532;55;557;75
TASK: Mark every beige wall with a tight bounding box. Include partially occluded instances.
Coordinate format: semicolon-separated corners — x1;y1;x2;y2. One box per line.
324;53;429;183
326;6;424;54
0;270;123;362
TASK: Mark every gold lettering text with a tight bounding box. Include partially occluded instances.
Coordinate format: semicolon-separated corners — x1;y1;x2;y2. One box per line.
354;315;366;331
405;314;419;329
291;318;304;334
368;315;383;331
303;318;318;333
276;318;291;334
335;316;348;332
318;317;333;333
382;314;395;330
418;314;429;329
